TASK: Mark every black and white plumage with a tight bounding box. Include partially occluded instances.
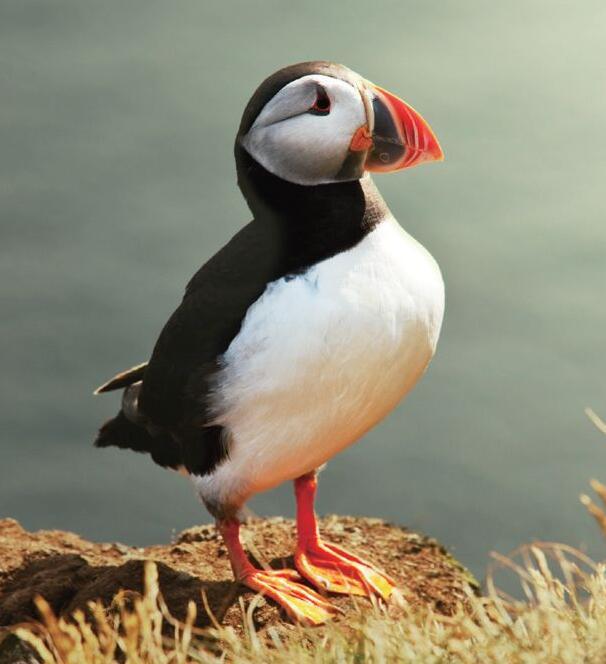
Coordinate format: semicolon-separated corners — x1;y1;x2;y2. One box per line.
95;61;444;624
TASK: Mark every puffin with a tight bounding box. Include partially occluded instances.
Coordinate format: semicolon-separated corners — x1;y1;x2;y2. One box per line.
95;61;445;625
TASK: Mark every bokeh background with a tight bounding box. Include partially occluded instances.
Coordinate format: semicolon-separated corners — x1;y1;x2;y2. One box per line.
2;1;605;577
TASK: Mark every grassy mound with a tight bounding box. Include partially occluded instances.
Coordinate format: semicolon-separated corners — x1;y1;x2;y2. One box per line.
4;552;606;663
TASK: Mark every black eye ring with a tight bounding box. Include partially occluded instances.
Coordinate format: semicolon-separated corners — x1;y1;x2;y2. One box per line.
309;87;331;116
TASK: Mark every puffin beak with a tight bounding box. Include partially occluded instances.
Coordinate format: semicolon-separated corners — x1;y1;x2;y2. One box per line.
349;83;444;172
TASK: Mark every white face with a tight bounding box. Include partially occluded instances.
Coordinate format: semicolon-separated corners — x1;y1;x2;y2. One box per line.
240;74;369;186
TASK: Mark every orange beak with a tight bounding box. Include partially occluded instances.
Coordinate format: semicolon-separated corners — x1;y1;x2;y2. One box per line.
350;83;444;172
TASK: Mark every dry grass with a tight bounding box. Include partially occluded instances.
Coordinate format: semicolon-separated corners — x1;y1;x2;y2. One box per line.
4;409;606;663
581;408;606;538
7;555;606;663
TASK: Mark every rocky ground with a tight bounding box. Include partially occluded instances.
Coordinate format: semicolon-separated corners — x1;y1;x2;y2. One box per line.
0;515;477;640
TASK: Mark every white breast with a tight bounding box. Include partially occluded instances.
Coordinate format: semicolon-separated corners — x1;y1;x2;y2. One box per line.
193;217;444;508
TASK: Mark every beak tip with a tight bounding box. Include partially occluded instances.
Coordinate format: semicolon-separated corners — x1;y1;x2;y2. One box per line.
425;129;445;164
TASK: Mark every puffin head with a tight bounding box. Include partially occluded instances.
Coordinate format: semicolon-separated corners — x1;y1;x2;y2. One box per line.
237;61;443;187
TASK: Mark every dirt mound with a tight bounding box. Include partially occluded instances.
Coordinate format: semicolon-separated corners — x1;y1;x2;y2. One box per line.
0;516;477;633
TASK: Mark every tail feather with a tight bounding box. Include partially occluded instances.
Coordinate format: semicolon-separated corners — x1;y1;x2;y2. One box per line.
94;362;148;395
95;411;183;470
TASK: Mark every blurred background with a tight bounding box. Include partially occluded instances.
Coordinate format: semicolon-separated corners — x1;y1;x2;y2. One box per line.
1;0;605;577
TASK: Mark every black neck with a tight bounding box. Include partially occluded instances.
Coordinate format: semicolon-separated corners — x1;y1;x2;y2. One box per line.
235;145;389;274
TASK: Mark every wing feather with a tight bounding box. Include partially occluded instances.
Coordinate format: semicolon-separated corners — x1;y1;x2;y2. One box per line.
138;219;283;429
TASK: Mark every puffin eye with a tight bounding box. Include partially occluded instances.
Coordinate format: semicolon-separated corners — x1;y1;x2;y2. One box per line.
309;88;331;116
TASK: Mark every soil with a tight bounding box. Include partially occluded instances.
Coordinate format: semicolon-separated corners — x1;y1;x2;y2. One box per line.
0;516;478;636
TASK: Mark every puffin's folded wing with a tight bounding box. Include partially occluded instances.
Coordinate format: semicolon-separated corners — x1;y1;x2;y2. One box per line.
137;219;283;430
94;362;148;394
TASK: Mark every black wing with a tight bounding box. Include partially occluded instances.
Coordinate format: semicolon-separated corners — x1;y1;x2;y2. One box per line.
138;218;285;432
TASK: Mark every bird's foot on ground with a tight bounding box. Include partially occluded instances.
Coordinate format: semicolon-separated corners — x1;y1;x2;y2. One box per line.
239;568;341;626
295;539;399;602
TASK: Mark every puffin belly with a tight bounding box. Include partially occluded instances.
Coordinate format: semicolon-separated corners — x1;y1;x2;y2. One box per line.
194;218;444;509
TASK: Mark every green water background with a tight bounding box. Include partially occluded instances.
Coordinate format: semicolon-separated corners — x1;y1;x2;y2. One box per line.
1;1;605;575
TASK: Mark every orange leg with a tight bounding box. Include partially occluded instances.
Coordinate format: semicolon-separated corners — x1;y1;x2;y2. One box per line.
294;472;399;601
217;518;339;626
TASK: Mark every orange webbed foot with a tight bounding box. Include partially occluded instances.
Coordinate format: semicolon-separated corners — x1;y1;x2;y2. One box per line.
295;539;398;602
239;567;341;626
219;518;340;626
